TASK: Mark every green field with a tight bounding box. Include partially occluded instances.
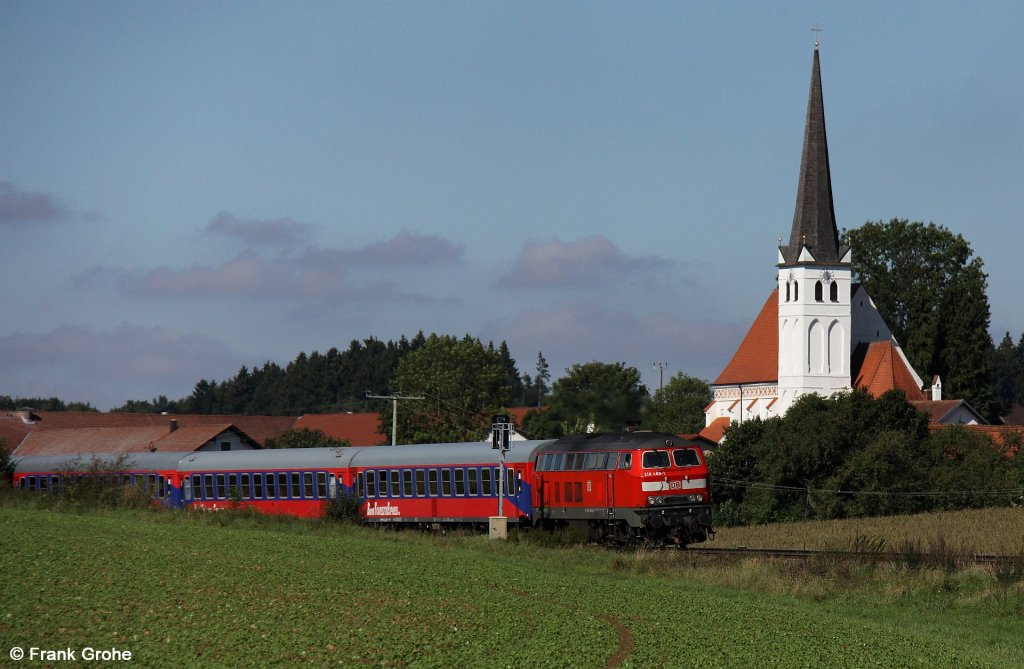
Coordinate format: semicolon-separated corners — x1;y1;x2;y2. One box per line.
2;506;1022;668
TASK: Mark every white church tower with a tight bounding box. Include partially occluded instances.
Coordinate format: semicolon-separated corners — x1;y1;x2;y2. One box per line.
775;42;853;415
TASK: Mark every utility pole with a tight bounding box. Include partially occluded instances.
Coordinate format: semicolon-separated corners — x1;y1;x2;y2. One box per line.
366;392;424;445
653;362;668;392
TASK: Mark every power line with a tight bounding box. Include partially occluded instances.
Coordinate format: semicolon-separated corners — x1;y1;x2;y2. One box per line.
365;392;424;445
714;477;1024;498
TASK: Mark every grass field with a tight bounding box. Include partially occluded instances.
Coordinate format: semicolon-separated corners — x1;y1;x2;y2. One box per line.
2;505;1023;668
713;506;1024;555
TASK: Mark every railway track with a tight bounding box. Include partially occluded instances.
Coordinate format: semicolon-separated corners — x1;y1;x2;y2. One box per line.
684;546;1024;567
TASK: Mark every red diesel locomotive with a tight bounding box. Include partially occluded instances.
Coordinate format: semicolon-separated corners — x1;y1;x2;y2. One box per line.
534;432;712;545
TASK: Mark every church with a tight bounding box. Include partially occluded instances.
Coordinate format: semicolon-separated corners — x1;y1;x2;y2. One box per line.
700;43;985;443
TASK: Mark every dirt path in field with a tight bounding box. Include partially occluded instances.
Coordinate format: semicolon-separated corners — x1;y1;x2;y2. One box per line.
596;612;635;668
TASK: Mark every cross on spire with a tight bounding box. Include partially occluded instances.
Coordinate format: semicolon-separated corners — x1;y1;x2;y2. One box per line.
811;24;822;49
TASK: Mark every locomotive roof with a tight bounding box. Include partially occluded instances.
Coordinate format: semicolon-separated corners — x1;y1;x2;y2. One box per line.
13;451;189;474
538;432;703;453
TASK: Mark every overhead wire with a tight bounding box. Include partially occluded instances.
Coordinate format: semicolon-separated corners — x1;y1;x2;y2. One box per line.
714;477;1024;498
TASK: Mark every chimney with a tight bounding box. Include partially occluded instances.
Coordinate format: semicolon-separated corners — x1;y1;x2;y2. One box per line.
931;376;942;402
169;419;178;432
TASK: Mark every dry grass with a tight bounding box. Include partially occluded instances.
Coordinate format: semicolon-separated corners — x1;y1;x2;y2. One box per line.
712;506;1024;555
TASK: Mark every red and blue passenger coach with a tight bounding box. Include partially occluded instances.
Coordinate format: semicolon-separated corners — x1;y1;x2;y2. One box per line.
532;432;712;545
13;452;185;504
177;447;354;517
347;440;542;525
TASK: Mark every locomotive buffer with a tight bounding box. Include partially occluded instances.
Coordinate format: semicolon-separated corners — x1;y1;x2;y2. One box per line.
490;415;513;539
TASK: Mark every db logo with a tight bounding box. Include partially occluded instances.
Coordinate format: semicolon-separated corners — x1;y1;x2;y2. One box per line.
668;480;683;490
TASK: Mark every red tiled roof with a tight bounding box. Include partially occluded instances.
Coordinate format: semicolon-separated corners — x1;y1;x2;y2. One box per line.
909;400;966;424
714;290;779;385
13;423;259;457
1;412;294;447
699;416;731;444
851;341;926;401
16;427;173;457
295;407;540;447
294;413;387;446
156;424;240;451
931;425;1024;455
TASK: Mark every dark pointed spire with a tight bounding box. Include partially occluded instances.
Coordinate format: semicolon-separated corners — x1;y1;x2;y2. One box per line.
780;45;847;265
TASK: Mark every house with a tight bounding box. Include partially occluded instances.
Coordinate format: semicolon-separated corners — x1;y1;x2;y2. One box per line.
14;422;260;457
2;409;294;457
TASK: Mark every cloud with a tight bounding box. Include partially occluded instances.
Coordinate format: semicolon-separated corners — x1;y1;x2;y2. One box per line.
204;211;314;246
354;229;464;265
0;325;245;410
497;236;663;289
0;181;70;225
119;250;433;302
302;229;464;267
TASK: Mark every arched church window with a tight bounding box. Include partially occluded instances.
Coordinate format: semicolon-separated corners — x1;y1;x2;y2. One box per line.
830;281;838;302
785;282;791;302
814;281;823;302
793;281;798;301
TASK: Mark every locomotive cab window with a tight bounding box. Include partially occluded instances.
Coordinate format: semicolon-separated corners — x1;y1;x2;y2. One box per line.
617;453;632;469
673;449;702;467
642;451;670;469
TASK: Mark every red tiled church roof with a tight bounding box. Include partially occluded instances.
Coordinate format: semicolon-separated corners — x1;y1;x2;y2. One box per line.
851;341;926;401
699;416;731;444
714;290;779;385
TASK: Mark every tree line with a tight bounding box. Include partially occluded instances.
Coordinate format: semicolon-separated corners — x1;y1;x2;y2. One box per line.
710;389;1024;526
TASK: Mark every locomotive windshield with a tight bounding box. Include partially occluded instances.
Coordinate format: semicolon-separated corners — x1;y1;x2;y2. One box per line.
641;450;671;469
673;448;701;467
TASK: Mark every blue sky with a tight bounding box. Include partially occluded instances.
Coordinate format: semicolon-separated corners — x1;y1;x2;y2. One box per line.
2;1;1022;410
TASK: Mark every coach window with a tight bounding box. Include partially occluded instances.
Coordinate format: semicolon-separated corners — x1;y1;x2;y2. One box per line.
39;476;49;492
202;474;212;500
320;472;329;498
390;470;400;498
183;476;192;501
365;471;376;497
642;451;670;469
428;469;439;496
277;473;288;499
507;469;516;496
415;470;426;497
618;453;632;470
454;468;465;496
215;474;226;499
299;472;310;498
481;468;492;496
466;468;477;496
441;469;452;496
355;472;364;497
237;473;248;499
402;470;413;497
673;449;701;467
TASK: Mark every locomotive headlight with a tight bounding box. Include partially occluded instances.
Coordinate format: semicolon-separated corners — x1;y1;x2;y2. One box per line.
690;493;705;503
647;496;664;505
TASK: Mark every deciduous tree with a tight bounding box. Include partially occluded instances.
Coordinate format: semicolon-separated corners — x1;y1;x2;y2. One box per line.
846;219;995;418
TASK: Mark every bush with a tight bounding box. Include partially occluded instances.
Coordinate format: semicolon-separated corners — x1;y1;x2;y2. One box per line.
326;493;363;524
